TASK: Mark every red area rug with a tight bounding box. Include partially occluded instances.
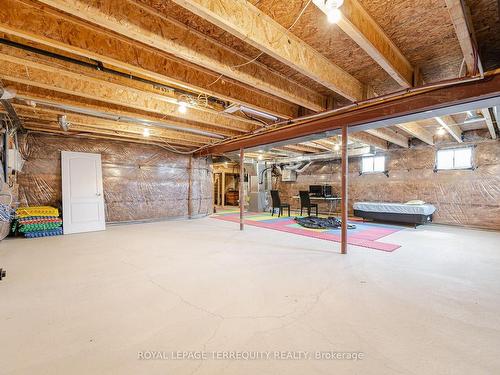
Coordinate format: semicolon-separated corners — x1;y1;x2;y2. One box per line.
212;212;403;252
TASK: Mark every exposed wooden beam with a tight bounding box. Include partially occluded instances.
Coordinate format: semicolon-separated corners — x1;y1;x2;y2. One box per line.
365;128;409;148
10;84;243;138
348;131;388;150
396;122;434;145
335;0;414;87
0;52;258;135
197;71;500;155
22;123;193;149
304;141;332;151
435;115;463;142
0;0;300;118
33;0;325;111
172;0;365;101
283;144;324;153
11;104;214;145
480;108;497;139
444;0;476;74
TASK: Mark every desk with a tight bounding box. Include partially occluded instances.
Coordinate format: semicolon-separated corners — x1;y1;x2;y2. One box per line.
292;196;341;215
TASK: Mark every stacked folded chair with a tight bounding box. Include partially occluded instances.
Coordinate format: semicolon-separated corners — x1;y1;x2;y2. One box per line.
14;206;63;238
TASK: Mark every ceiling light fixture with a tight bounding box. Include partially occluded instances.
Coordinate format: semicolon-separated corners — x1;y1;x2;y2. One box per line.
58;114;70;132
178;101;188;114
313;0;344;24
437;127;446;135
143;128;150;137
327;8;342;23
333;144;340;151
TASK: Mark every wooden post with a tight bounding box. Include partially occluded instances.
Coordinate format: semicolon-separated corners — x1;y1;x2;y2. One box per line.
239;148;244;230
187;155;193;219
221;171;226;208
341;126;348;254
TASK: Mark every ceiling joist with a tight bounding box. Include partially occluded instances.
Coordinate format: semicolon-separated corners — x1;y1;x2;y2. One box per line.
480;108;496;139
335;0;414;87
444;0;477;74
8;85;243;138
33;0;325;111
435;115;463;142
365;127;409;148
0;0;299;119
172;0;365;101
396;122;435;145
348;131;388;150
0;52;258;135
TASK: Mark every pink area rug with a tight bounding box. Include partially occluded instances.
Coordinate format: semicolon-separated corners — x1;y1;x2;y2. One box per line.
212;212;404;252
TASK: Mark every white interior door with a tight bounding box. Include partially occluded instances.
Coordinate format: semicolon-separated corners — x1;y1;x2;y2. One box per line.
62;151;106;234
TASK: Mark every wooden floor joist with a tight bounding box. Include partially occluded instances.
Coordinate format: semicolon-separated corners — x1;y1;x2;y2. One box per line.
396;122;435;145
365;128;409;148
199;72;500;155
11;105;214;145
9;84;245;138
435;115;463;142
336;0;414;88
172;0;365;101
0;0;300;119
0;53;259;135
349;131;388;150
444;0;476;74
480;108;496;139
32;0;325;111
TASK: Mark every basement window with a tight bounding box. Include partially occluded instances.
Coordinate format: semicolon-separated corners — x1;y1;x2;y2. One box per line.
436;147;473;170
361;155;385;174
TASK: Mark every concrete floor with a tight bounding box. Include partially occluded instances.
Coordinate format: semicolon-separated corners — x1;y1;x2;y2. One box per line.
0;217;499;375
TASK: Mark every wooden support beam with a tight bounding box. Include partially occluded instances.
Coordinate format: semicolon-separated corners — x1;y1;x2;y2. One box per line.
0;52;257;134
172;0;365;101
199;72;500;155
284;144;324;153
304;141;332;151
435;115;463;142
444;0;476;74
340;125;348;255
335;0;414;87
0;0;300;119
33;0;325;111
239;148;244;230
21;121;195;148
9;84;243;138
349;131;388;150
365;128;409;148
480;108;497;139
11;104;213;145
396;122;434;145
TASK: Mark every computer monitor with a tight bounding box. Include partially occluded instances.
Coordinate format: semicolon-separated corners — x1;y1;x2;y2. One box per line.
323;185;332;197
309;185;323;196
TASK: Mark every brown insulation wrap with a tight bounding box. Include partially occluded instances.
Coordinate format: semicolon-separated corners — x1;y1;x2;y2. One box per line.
277;139;500;230
17;133;213;222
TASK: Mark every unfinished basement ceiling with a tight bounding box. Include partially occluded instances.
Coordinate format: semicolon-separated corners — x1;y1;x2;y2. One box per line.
0;0;498;153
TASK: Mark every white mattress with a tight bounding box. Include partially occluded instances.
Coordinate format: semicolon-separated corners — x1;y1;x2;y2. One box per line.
353;202;436;216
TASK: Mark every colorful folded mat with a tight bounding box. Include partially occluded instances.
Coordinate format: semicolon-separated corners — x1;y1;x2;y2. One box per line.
13;206;63;238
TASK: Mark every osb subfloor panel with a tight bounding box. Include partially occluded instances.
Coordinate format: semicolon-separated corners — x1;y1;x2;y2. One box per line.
0;218;499;374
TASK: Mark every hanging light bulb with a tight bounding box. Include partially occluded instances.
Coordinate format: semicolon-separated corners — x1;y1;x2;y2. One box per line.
258;154;264;161
334;143;340;151
178;101;188;114
327;7;342;23
143;127;150;137
437;127;446;136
